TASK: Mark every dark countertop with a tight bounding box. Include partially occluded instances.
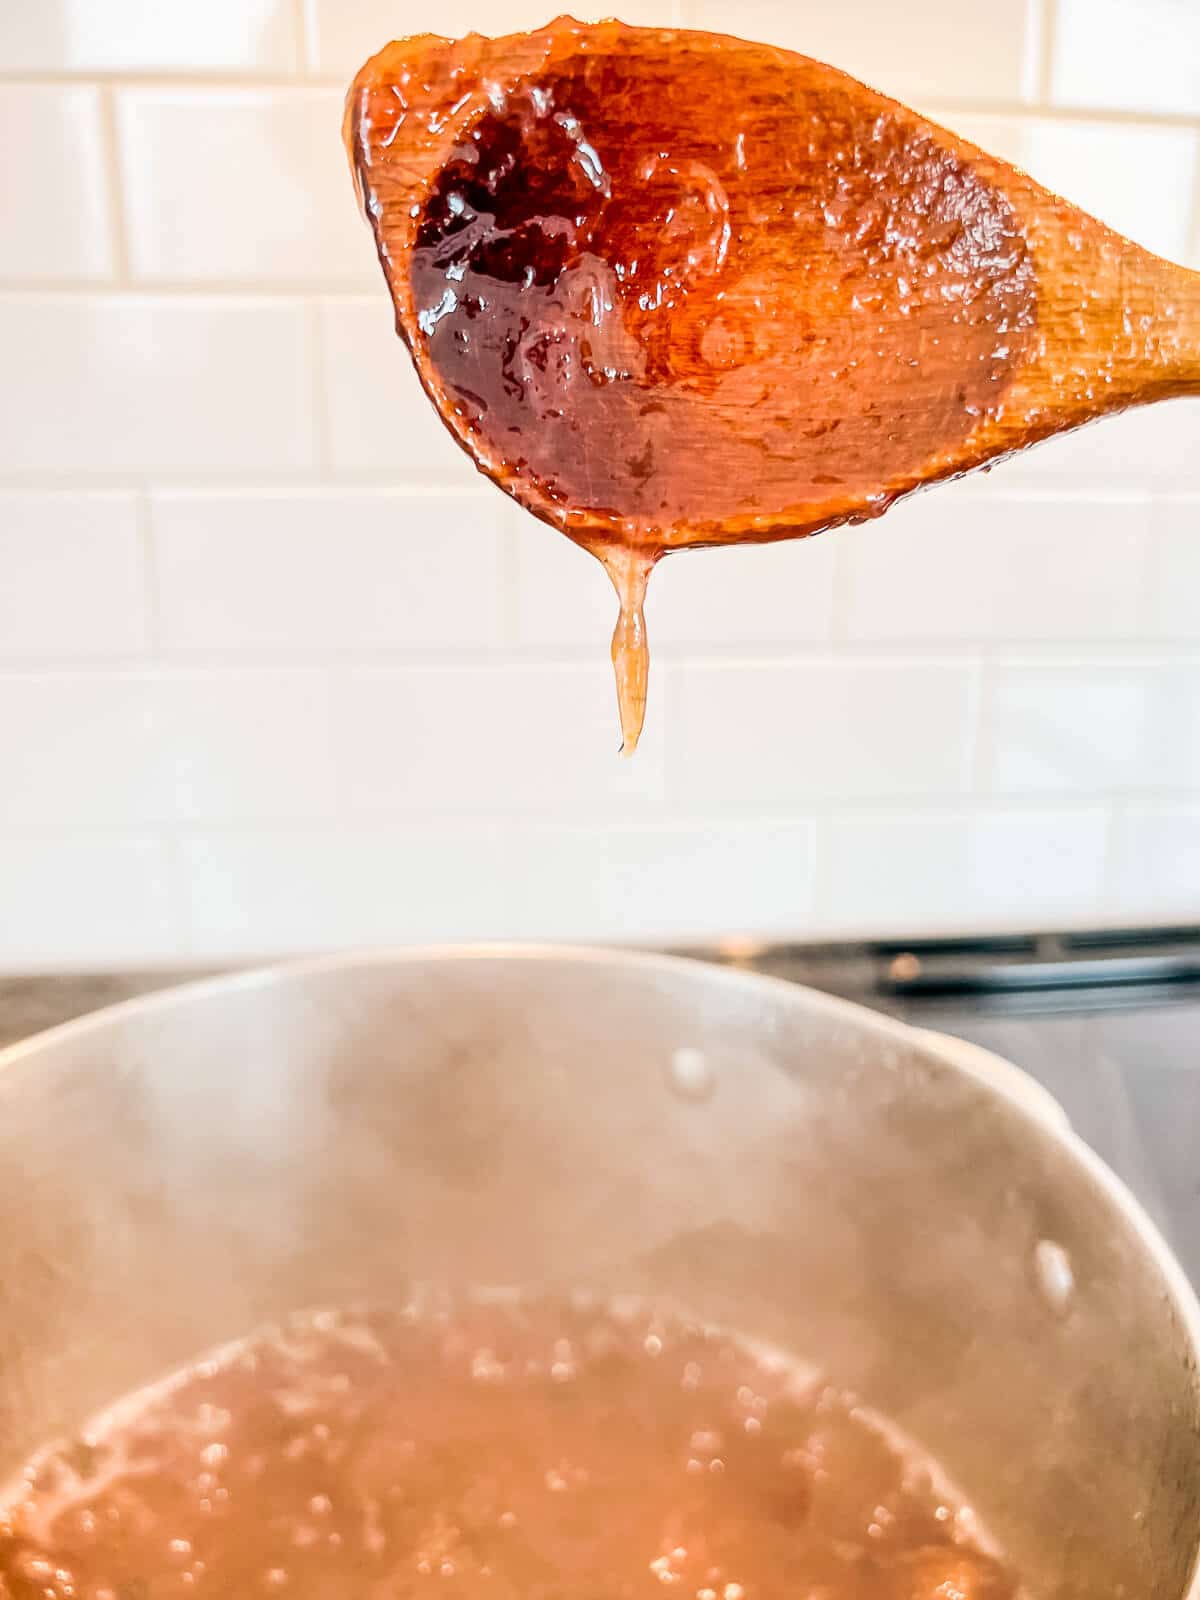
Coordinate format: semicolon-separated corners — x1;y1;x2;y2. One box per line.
0;971;216;1049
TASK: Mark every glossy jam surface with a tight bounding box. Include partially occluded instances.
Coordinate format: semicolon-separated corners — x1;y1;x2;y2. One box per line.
0;1297;1022;1600
406;42;1035;543
348;20;1042;747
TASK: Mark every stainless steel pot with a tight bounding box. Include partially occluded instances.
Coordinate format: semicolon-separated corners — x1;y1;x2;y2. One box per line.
0;947;1196;1598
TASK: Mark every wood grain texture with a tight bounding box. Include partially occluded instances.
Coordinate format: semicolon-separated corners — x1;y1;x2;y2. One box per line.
345;16;1200;558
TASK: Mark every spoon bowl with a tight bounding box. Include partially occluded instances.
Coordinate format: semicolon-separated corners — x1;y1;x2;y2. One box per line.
347;15;1200;552
345;17;1200;746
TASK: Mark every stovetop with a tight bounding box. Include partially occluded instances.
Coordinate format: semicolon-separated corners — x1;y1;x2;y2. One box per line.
1;927;1197;1288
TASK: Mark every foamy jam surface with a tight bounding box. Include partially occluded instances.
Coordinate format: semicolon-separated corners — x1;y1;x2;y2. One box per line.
0;1294;1021;1599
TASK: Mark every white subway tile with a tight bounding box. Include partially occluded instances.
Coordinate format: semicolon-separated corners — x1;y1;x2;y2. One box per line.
946;113;1198;264
152;489;507;651
512;513;617;650
0;86;113;282
651;535;838;648
180;817;816;955
156;671;338;822
118;89;368;285
0;674;169;826
1148;499;1200;639
0;0;298;72
0;296;315;477
989;399;1200;492
0;835;176;971
980;664;1152;795
843;487;1149;642
333;664;665;816
939;113;1025;168
669;660;974;806
982;661;1200;796
0;493;147;659
306;0;682;78
683;0;1032;107
178;829;361;954
1023;121;1198;264
1;0;1197;967
1051;0;1200;118
821;809;1110;932
1146;664;1200;791
1109;807;1200;916
317;297;474;479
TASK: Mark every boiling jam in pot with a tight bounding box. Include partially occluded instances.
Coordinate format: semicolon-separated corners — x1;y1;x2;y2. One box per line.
0;1295;1021;1599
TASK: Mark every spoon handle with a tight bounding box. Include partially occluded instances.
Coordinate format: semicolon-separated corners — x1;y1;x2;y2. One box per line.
1096;254;1200;401
1009;243;1200;439
1117;247;1200;398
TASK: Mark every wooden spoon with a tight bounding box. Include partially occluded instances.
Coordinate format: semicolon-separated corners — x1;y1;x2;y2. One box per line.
345;16;1200;749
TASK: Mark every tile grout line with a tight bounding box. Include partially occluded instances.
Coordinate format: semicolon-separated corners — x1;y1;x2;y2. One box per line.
10;648;1200;676
0;71;346;89
930;96;1200;134
0;470;487;492
1035;0;1058;106
293;0;316;75
0;71;1197;133
96;83;132;286
0;795;1193;841
1020;0;1043;105
1183;131;1200;267
1;466;1196;502
0;278;377;297
4;644;1200;671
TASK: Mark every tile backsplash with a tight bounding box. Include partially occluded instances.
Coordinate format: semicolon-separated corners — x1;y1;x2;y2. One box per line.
0;0;1198;969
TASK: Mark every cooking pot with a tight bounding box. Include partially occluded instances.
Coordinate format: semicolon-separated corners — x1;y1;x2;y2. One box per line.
0;946;1196;1597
